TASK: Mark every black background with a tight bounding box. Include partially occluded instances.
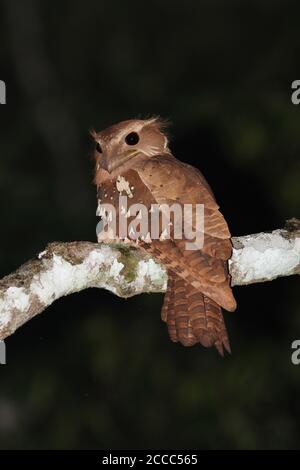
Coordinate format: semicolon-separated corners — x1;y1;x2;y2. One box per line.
0;0;299;450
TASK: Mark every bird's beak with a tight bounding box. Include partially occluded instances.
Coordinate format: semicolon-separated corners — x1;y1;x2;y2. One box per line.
101;149;140;174
98;155;110;173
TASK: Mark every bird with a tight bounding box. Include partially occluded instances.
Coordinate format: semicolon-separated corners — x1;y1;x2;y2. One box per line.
93;117;237;355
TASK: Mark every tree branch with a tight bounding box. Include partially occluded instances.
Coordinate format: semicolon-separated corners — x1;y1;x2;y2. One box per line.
0;220;299;341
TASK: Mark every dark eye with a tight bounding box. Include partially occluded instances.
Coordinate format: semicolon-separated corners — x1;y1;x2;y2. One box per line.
96;142;102;153
125;132;139;145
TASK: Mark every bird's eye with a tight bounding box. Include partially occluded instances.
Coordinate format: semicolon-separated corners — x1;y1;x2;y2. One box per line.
125;132;139;145
96;142;102;153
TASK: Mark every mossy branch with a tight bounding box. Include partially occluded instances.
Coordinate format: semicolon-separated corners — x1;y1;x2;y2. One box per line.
0;220;299;341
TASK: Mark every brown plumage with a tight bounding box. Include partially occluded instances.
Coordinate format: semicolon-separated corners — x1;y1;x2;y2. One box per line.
93;117;237;355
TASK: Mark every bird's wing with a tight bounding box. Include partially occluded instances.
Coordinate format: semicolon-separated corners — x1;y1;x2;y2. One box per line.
132;154;236;311
133;154;231;241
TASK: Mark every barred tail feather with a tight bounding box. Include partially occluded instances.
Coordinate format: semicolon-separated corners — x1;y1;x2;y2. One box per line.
161;271;231;355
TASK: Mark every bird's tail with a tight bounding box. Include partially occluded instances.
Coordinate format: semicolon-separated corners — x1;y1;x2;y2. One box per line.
161;272;231;355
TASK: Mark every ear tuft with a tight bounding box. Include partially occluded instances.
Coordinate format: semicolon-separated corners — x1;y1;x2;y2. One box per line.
143;116;172;144
145;115;171;131
89;128;98;140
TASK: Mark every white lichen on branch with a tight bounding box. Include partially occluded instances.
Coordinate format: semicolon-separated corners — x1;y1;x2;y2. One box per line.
230;226;300;286
0;220;299;341
0;242;167;340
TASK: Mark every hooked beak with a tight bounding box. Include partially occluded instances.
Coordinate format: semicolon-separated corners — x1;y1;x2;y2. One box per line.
100;149;140;174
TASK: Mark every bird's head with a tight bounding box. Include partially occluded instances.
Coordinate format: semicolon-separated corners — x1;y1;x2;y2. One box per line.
92;117;170;176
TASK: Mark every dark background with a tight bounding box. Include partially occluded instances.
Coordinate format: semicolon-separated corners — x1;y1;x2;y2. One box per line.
0;0;299;450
